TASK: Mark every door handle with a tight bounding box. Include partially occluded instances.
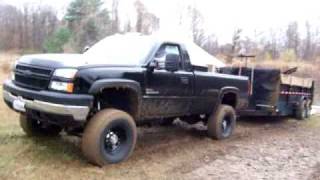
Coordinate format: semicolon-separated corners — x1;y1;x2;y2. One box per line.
180;77;189;84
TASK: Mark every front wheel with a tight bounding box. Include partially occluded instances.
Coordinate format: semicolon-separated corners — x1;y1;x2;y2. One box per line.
207;105;236;140
82;109;137;166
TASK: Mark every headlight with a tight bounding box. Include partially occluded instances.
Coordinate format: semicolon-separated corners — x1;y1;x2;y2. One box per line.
49;81;74;93
50;68;78;93
53;68;78;79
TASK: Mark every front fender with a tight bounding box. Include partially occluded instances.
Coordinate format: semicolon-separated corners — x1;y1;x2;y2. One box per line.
89;79;142;95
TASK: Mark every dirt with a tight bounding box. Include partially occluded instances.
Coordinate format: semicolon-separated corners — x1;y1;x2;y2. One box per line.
3;115;320;180
130;117;320;180
183;118;320;180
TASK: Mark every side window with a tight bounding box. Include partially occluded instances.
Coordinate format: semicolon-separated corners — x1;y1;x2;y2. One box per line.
154;44;181;70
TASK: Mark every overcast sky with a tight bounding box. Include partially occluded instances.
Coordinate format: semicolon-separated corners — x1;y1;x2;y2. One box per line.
2;0;320;43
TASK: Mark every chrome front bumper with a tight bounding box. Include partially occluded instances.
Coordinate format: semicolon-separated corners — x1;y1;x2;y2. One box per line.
3;90;90;121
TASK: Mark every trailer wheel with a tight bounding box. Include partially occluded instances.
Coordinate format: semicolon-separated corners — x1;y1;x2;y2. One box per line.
207;105;236;140
305;100;312;118
82;109;137;166
20;115;62;137
295;100;309;120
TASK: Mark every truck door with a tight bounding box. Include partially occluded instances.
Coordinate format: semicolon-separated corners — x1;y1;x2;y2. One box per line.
142;44;194;118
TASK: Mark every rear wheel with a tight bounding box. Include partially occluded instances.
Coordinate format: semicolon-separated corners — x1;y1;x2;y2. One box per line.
82;109;137;166
207;105;236;140
20;115;62;137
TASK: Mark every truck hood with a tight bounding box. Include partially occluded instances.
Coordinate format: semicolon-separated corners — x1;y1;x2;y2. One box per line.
18;54;89;69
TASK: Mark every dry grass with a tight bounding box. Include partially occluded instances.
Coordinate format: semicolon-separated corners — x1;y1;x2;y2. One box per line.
0;53;20;84
1;62;11;74
0;53;20;64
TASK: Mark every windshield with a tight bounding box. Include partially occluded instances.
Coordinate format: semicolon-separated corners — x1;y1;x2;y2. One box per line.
84;34;154;65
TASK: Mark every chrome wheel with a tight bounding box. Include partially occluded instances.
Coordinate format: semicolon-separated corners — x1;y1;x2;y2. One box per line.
104;127;127;154
221;116;232;137
105;131;121;152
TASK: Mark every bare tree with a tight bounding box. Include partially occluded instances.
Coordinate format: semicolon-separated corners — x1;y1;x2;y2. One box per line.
0;3;58;51
202;33;220;55
134;0;159;35
225;29;242;63
111;0;120;34
303;21;315;60
286;22;300;58
188;5;206;46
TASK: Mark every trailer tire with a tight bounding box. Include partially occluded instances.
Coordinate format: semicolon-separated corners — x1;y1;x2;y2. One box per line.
82;109;137;166
207;105;236;140
305;100;312;118
295;100;309;120
20;115;62;137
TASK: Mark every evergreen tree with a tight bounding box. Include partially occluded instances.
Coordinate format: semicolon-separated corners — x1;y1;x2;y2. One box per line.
64;0;111;51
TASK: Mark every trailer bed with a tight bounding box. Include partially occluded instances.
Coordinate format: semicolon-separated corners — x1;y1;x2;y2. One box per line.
219;67;315;118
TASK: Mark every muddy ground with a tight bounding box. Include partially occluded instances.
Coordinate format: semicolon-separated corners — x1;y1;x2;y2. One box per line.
1;112;320;180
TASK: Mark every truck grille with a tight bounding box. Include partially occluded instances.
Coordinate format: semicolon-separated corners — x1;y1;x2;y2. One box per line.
14;64;53;90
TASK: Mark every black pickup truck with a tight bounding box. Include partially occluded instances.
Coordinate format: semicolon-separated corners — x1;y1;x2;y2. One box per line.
3;34;248;166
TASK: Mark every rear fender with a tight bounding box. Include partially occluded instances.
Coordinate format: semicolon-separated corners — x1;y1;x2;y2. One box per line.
218;87;240;108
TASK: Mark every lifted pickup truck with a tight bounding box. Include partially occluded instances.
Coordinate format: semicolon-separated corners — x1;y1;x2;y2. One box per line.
3;34;248;166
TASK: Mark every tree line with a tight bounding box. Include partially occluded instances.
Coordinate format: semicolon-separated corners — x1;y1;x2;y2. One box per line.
0;0;319;62
0;0;159;53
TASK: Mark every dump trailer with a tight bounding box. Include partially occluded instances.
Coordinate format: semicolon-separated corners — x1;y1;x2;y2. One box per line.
219;67;315;120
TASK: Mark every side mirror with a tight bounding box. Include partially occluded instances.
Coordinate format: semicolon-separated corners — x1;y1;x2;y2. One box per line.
165;54;179;72
147;60;158;72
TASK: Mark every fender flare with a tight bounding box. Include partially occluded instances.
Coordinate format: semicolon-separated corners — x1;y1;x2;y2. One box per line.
218;87;240;108
89;79;142;119
89;79;142;96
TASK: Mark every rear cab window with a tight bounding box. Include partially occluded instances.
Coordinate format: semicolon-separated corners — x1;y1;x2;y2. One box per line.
154;44;183;70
